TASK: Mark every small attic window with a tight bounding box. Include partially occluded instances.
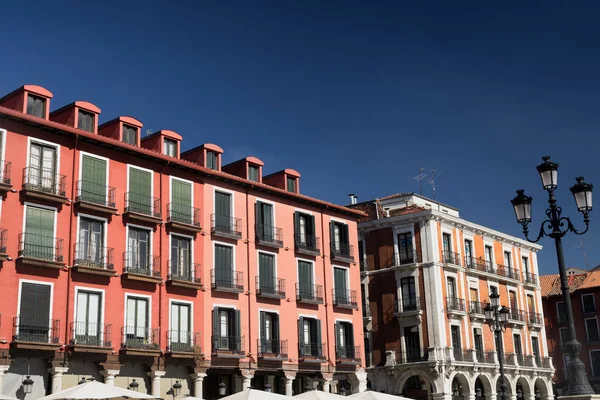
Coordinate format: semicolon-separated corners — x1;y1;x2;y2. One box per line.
248;165;260;182
206;151;219;170
122;124;138;145
286;176;297;193
164;138;177;157
78;110;95;133
26;94;46;118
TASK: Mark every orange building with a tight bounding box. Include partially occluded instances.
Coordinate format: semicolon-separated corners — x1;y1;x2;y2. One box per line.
0;85;366;398
350;193;554;400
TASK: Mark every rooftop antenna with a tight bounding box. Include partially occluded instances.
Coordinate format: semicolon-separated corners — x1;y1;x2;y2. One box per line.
428;169;441;200
414;167;427;195
146;129;153;137
574;240;591;270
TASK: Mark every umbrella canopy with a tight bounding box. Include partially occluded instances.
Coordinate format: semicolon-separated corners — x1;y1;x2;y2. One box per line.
349;391;414;400
37;380;158;400
0;394;18;400
294;390;345;400
221;389;288;400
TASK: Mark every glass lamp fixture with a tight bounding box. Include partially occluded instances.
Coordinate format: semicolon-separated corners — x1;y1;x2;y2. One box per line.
129;379;139;392
536;156;558;190
570;177;593;213
22;376;34;394
511;190;533;224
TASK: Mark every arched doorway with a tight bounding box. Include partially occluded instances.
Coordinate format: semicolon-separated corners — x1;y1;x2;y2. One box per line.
534;378;550;400
496;376;512;398
451;373;471;400
516;377;531;400
403;376;430;400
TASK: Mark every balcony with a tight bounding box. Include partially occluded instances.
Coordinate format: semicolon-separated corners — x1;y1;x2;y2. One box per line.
212;335;245;358
121;327;160;355
74;180;117;215
360;259;368;272
540;357;552;368
257;339;288;361
18;233;65;269
0;160;12;193
166;331;202;356
12;317;60;350
446;297;466;317
167;262;202;289
255;224;283;248
395;348;429;364
394;297;422;317
508;309;527;325
528;312;543;328
294;233;320;256
495;263;518;280
465;256;494;273
336;345;361;365
122;253;161;284
296;283;324;305
69;321;112;352
504;353;516;366
21;167;67;204
442;251;462;267
0;228;8;261
362;304;371;320
211;214;242;240
299;342;326;362
331;242;354;263
124;193;162;224
524;272;538;286
469;301;487;321
332;289;359;309
72;243;115;277
476;350;496;364
166;203;201;233
256;277;285;299
211;269;244;293
452;348;473;362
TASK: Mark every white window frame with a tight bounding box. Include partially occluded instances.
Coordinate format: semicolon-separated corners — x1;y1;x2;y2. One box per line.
332;264;351;297
255;196;276;228
22;202;58;258
125;223;154;262
16;279;54;336
163;138;178;157
76;212;109;264
26;136;61;174
73;286;106;334
213;187;235;218
168;232;195;277
582;293;596;314
126;165;155;213
296;257;317;286
169;176;195;217
123;292;152;341
257;249;278;285
585;317;600;343
213;240;236;275
168;298;194;333
78;151;110;200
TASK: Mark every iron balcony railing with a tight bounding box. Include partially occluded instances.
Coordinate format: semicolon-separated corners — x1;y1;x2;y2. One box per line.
299;342;324;357
73;243;114;270
122;252;160;278
255;224;283;246
495;263;517;280
212;335;245;356
394;297;421;313
528;312;543;325
541;357;551;368
469;301;487;315
210;269;244;292
504;352;516;365
167;203;201;227
443;251;461;266
166;330;201;353
13;316;60;344
476;350;495;363
470;257;494;273
362;304;371;318
19;232;64;262
0;160;11;185
22;166;66;197
124;192;161;218
337;345;361;362
121;327;160;350
69;321;112;347
76;180;116;208
167;261;201;285
516;353;525;365
255;276;285;298
360;259;368;272
332;289;358;308
211;214;242;237
453;348;472;362
380;250;421;268
0;228;7;254
331;242;354;261
257;339;288;358
446;297;466;312
508;309;527;322
294;233;320;254
296;283;324;304
396;348;429;363
524;272;538;285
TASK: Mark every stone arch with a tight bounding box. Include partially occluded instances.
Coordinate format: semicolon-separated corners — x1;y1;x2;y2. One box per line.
448;372;473;400
534;378;551;400
475;374;494;400
492;374;514;395
395;368;439;395
516;376;533;398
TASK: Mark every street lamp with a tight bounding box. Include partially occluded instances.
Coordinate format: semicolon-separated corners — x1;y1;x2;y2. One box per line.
172;380;182;398
265;383;272;393
485;290;509;400
511;156;594;396
22;376;34;394
218;382;227;397
129;379;139;392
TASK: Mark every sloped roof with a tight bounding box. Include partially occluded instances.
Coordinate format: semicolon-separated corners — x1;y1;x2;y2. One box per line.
541;270;600;297
578;270;600;290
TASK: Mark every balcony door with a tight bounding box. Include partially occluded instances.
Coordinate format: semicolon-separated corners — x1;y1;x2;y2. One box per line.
128;227;150;272
404;326;421;360
256;201;273;240
18;282;51;342
397;233;413;263
260;311;280;353
464;240;473;266
336;322;354;358
442;233;452;256
170;302;191;350
473;329;484;358
79;217;104;266
75;291;101;345
215;191;232;230
451;326;461;353
401;277;417;310
125;297;148;344
298;261;314;297
259;252;276;293
215;244;233;285
24;205;55;260
447;277;457;299
29;142;56;190
213;307;241;351
171;179;192;223
80;155;107;204
531;336;540;363
513;334;523;362
334;267;349;303
128;168;152;213
298;317;321;356
171;236;191;278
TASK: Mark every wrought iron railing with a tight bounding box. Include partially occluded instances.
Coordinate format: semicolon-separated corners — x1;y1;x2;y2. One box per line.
396;348;429;363
168;261;201;284
495;263;517;280
469;301;487;315
524;272;538;285
212;335;245;356
76;180;116;208
528;312;543;325
332;289;358;308
394;297;421;313
453;348;471;362
0;228;7;254
0;160;11;185
255;276;285;297
337;345;361;361
19;232;64;262
255;224;283;246
167;203;201;227
166;330;201;353
124;192;161;218
379;250;421;268
210;269;244;292
446;297;466;312
13;316;60;343
504;352;515;365
296;283;324;303
211;214;242;237
294;233;320;254
69;321;112;347
121;327;160;350
331;242;354;261
443;251;461;266
74;243;114;270
299;341;324;357
122;252;160;278
508;309;527;322
257;339;288;358
22;166;66;196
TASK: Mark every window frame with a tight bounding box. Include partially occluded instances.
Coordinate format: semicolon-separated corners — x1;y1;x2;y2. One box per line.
585;317;600;343
16;279;54;336
590;350;600;377
556;301;566;323
77;109;95;133
122;124;138;145
248;164;260;182
27;94;46;118
163;138;178;157
76;213;108;264
582;293;596;314
73;286;105;333
168;298;193;334
206;151;219;170
286;176;297;193
123;292;152;337
559;327;569;348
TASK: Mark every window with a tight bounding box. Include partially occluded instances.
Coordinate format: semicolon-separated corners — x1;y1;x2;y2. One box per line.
582;294;596;314
27;94;46;118
294;212;316;249
591;351;600;377
336;321;355;359
586;318;600;343
447;277;456;299
522;256;530;275
464;239;473;266
78;110;95;133
75;290;101;345
503;251;512;267
258;252;276;294
359;240;365;271
206;151;218;170
170;235;191;279
401;277;417;310
333;267;349;304
397;233;414;264
330;221;350;256
170;302;191;350
287;176;297;193
171;179;192;224
127;227;150;273
442;233;452;257
470;288;479;312
559;327;569;348
122;124;138;145
248;165;260;182
405;326;421;360
214;244;234;286
80;155;108;205
24;205;56;260
17;282;52;342
128;167;152;214
297;260;314;297
125;296;149;344
212;307;241;351
513;334;523;362
259;312;280;354
298;317;322;356
531;337;540;364
214;191;232;231
164;139;177;157
484;245;493;265
29;142;57;192
256;201;275;241
557;301;567;323
77;217;105;267
564;354;571;379
527;294;535;314
450;326;461;352
473;329;484;359
509;291;517;310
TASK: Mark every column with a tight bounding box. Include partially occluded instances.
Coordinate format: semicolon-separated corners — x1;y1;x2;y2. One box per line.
330;380;339;394
190;372;206;399
241;371;254;391
321;373;333;393
148;371;166;397
102;369;119;386
50;367;69;394
0;366;9;393
468;393;476;400
285;375;295;396
349;369;368;393
266;375;275;392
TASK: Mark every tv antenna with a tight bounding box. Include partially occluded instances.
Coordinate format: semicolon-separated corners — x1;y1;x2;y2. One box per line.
428;169;441;200
146;129;153;137
414;167;427;195
574;240;591;270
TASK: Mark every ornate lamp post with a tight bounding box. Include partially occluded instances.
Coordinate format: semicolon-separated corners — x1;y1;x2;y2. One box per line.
511;156;594;395
485;290;510;400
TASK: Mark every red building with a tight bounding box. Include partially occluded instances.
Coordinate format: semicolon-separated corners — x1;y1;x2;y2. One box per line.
0;85;366;398
541;268;600;394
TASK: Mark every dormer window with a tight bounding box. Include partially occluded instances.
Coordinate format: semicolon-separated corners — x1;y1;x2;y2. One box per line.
207;151;218;170
287;176;297;193
26;94;46;118
78;110;95;133
122;124;138;145
164;138;177;157
248;165;260;182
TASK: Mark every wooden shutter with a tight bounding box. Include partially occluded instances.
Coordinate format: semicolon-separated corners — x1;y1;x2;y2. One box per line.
259;253;274;290
342;224;349;245
298;317;304;355
316;320;322;356
293;211;300;243
20;282;51;326
172;179;192;222
215;245;233;284
335;322;342;357
334;267;347;300
81;155;107;202
329;222;336;253
234;310;241;350
129;168;151;209
212;307;219;350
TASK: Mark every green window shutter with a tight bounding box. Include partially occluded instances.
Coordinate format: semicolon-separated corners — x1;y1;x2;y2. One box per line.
348;323;354;347
215;245;233;285
316;320;322;356
334;268;348;301
129;168;151;212
272;315;279;341
342;224;349;244
298;317;304;355
215;192;231;229
234;310;241;350
172;179;192;223
255;202;263;235
212;307;219;350
335;322;342;357
259;253;274;292
25;206;55;259
81;155;107;204
293;211;300;240
298;261;313;296
329;222;336;253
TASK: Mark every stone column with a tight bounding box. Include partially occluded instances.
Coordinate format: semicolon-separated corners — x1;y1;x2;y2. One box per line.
148;371;166;397
468;393;476;400
241;370;254;391
285;374;295;396
485;392;497;400
190;372;206;399
50;367;69;394
330;380;339;394
349;368;368;393
102;369;119;386
321;373;334;393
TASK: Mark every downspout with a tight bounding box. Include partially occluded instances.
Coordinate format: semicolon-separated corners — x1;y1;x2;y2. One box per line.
65;132;79;349
159;161;170;349
320;211;331;364
245;186;252;362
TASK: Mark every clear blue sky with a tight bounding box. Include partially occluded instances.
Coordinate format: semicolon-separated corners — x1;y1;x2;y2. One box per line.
1;1;599;275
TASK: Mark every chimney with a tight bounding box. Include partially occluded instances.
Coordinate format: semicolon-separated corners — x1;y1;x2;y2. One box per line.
348;193;357;205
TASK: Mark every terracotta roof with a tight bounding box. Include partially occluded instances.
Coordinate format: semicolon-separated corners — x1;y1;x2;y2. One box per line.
540;274;559;297
348;201;427;223
540;271;600;297
578;270;600;290
349;202;377;223
389;204;426;217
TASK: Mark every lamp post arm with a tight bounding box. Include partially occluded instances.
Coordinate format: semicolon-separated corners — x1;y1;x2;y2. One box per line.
521;219;549;243
562;216;590;236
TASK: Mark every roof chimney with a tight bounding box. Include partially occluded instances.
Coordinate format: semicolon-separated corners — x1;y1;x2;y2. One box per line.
348;193;357;205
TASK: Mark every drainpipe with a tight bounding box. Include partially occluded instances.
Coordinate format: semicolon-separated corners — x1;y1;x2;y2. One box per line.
246;187;252;361
65;133;79;348
320;211;331;364
159;161;170;349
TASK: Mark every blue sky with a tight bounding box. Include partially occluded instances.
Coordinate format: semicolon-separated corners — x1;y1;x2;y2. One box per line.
1;1;599;275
